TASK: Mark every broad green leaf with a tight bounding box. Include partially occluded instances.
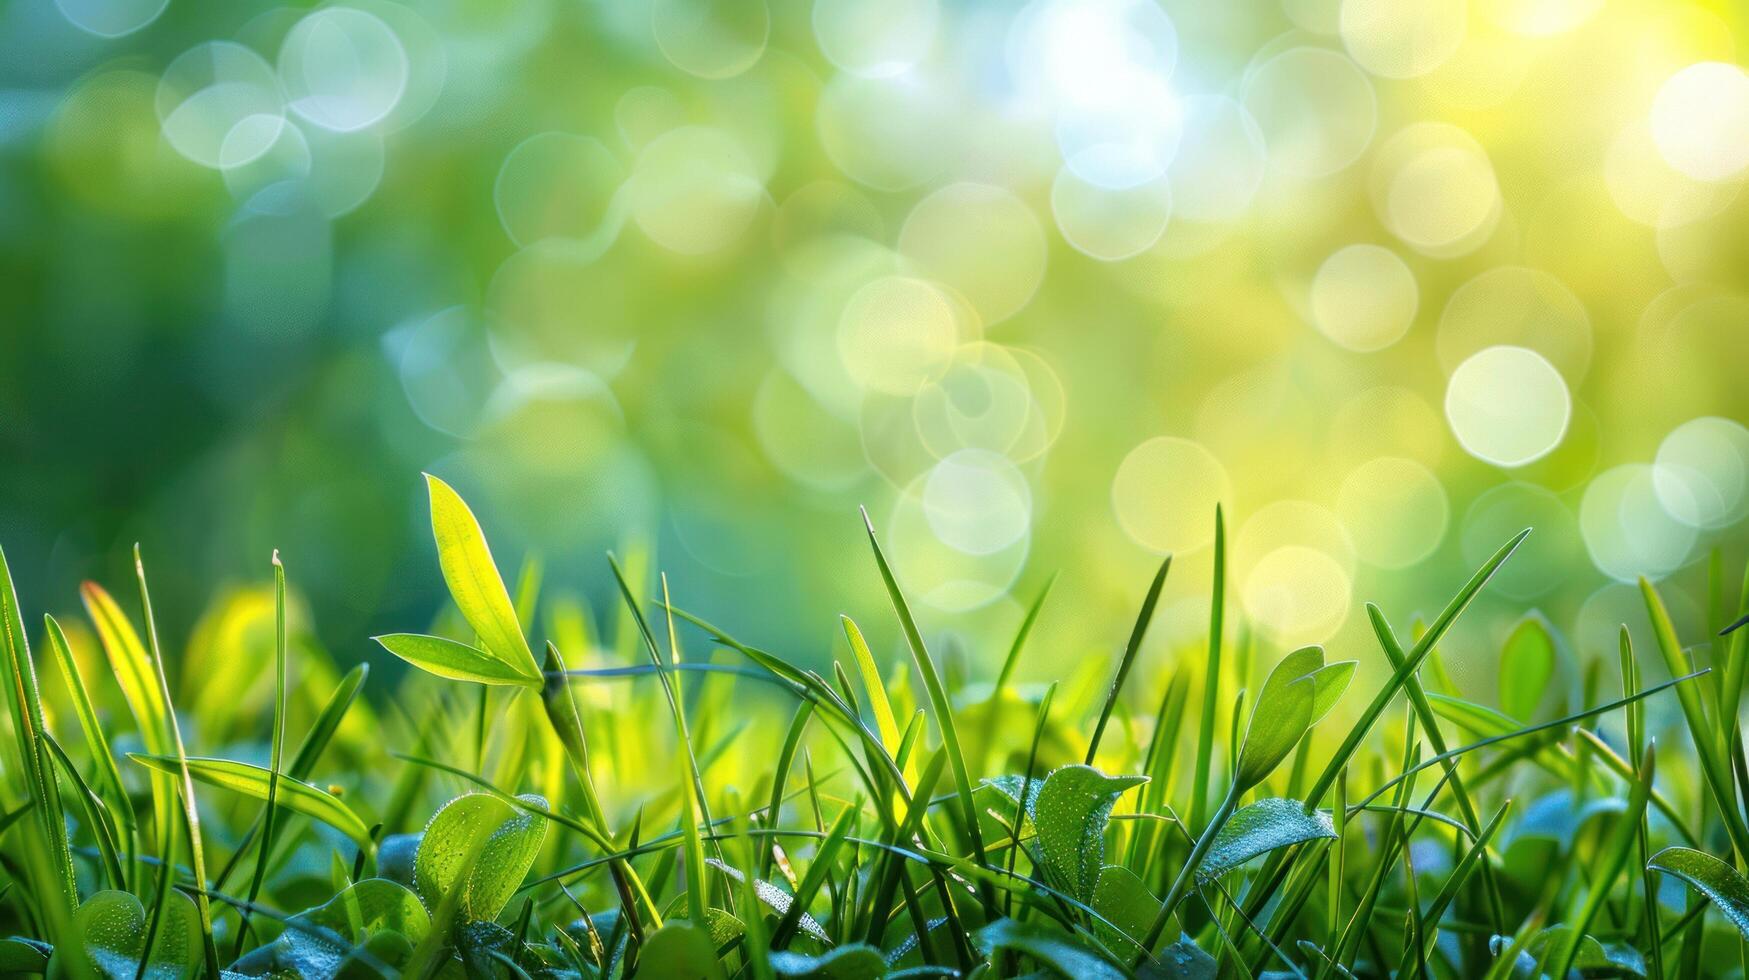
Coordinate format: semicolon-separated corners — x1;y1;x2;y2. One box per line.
48;889;199;980
1092;864;1162;958
1031;765;1147;901
374;632;541;689
1199;798;1336;881
423;474;541;681
1236;652;1325;793
415;793;549;925
703;859;830;943
1648;846;1749;941
636;923;725;980
230;879;428;979
1499;614;1555;720
769;943;888;979
129;755;373;849
974;918;1126;980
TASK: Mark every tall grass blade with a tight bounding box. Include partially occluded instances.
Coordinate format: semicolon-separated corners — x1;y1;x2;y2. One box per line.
860;507;995;914
1085;555;1170;765
0;543;77;941
1191;504;1225;835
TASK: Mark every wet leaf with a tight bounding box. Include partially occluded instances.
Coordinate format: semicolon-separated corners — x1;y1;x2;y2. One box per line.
1648;846;1749;941
415;793;548;925
1199;798;1336;881
1030;765;1147;901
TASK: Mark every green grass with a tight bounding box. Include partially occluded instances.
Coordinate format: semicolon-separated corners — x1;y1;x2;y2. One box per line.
0;475;1747;978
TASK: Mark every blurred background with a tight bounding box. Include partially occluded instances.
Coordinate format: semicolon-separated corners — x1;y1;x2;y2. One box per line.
2;0;1748;696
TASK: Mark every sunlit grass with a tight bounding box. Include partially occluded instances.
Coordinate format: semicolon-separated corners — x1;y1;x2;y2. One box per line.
0;475;1746;977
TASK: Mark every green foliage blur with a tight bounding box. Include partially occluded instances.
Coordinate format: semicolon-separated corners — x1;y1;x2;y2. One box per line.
3;0;1748;692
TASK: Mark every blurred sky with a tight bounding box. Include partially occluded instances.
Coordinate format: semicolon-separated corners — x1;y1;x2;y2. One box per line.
2;0;1748;690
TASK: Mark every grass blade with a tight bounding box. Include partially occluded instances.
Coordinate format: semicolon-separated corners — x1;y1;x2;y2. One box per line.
1191;504;1225;834
1085;555;1170;766
860;507;996;915
0;543;77;942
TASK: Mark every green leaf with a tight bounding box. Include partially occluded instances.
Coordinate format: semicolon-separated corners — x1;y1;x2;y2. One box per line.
1236;648;1326;792
1092;864;1163;958
1199;798;1337;881
0;937;49;973
415;792;549;925
232;878;429;978
636;923;726;980
129;755;373;849
374;632;541;689
842;616;901;755
1499;614;1555;720
973;918;1126;980
49;889;199;980
769;944;888;979
423;473;541;682
1030;765;1147;901
1308;661;1357;725
1648;846;1749;941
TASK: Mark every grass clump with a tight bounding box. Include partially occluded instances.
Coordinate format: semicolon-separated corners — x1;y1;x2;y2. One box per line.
0;473;1744;978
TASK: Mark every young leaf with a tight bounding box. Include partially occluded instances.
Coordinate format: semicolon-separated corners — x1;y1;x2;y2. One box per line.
1093;864;1163;958
1031;765;1148;901
1199;798;1337;881
1499;614;1555;720
637;923;727;980
129;755;373;849
1235;674;1315;793
1648;846;1749;941
423;473;541;681
374;632;542;688
415;792;550;925
1308;660;1357;725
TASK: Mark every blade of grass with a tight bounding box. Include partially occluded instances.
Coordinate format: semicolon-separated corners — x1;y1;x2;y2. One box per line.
1191;505;1225;835
131;546;221;977
1303;529;1531;812
1642;577;1749;861
1550;742;1656;978
1369;606;1507;934
860;507;997;916
233;551;289;957
1086;555;1170;766
0;544;77;941
41;731;125;891
43;612;137;889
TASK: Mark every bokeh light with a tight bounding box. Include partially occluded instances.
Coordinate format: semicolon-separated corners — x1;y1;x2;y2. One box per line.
5;0;1748;675
1445;346;1571;467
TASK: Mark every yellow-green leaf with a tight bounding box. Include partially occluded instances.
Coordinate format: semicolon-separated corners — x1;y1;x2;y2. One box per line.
424;474;540;681
375;633;541;689
130;755;373;849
